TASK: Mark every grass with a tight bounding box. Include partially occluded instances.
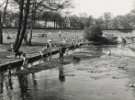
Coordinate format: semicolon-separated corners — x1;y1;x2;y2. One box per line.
0;29;84;64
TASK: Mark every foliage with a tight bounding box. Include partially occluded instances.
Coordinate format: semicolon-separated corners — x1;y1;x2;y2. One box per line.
84;24;103;41
84;23;118;44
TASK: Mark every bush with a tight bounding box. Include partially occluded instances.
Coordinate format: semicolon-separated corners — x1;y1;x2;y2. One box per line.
84;24;103;41
84;24;118;45
118;29;133;33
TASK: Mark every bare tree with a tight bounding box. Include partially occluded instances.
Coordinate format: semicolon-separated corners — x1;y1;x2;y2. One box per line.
13;0;72;52
27;0;37;45
25;0;72;45
13;0;30;52
2;0;9;24
0;12;3;44
0;0;9;44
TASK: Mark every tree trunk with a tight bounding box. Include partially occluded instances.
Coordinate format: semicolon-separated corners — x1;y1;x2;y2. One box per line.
14;0;31;52
28;26;32;45
24;31;29;44
13;0;25;52
2;0;9;24
28;0;37;45
0;0;9;44
0;13;3;44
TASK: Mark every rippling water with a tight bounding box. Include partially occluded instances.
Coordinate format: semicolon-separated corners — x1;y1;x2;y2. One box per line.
1;44;135;100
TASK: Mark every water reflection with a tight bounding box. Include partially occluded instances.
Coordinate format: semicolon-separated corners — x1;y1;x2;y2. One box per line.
0;72;4;94
31;73;37;89
59;52;66;82
59;65;65;82
2;44;133;100
17;74;29;99
7;68;13;90
15;67;38;100
16;65;33;100
79;45;104;58
0;68;13;94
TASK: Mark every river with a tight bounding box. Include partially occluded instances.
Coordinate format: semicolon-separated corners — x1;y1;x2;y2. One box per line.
1;44;135;100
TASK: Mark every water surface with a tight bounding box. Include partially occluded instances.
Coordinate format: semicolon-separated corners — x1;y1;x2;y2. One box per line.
1;44;135;100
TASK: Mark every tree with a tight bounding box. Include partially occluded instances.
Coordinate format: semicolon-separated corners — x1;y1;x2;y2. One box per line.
23;0;37;45
0;12;3;44
0;0;10;44
95;17;104;28
84;24;103;41
103;12;112;29
2;0;9;25
84;16;94;28
13;0;72;52
113;15;133;29
27;0;37;45
41;11;63;28
69;15;86;29
13;0;30;52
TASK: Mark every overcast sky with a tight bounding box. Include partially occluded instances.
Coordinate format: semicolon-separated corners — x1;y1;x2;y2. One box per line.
72;0;134;17
0;0;134;17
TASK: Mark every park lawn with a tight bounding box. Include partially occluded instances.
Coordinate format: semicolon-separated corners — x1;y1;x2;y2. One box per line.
0;29;84;64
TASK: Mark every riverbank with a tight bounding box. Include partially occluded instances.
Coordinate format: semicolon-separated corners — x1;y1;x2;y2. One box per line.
0;41;86;71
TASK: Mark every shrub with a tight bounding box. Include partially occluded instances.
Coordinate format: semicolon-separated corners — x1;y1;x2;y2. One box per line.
84;24;118;45
118;29;133;33
84;24;103;41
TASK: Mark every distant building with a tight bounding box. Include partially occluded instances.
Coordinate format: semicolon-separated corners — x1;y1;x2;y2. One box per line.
47;0;60;4
64;17;71;28
36;20;60;28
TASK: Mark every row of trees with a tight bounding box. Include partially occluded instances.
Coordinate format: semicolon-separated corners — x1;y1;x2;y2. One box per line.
1;11;67;28
0;0;71;52
0;0;135;52
83;11;135;30
0;11;85;29
68;11;135;30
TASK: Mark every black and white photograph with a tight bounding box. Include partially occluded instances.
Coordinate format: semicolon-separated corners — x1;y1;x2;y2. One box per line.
0;0;135;100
